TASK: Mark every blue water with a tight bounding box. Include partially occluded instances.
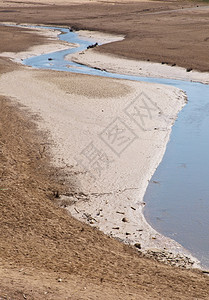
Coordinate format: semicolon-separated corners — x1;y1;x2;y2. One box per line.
23;26;209;268
144;83;209;268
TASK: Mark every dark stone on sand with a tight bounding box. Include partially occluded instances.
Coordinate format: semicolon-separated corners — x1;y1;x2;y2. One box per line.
54;191;59;198
87;42;98;50
134;243;141;249
122;217;128;222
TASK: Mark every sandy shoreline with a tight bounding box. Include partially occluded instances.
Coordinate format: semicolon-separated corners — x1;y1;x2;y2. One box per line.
0;24;203;268
68;30;209;85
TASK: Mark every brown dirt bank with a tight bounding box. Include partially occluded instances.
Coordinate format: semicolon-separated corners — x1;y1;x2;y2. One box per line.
0;0;209;72
0;25;51;53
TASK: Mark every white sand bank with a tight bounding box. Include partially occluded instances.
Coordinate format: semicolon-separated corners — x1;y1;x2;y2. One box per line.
77;30;124;45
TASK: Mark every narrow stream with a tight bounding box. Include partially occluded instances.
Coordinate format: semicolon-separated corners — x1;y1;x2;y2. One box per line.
23;26;209;268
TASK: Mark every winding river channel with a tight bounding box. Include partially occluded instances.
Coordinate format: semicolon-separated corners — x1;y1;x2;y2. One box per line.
23;26;209;268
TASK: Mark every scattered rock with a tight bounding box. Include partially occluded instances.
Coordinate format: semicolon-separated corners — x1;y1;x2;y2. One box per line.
48;58;53;61
186;68;193;72
83;212;92;221
112;227;120;230
54;191;59;198
144;249;195;268
126;232;131;235
57;278;62;282
134;243;141;249
122;217;128;222
70;25;79;31
131;206;136;210
171;63;176;67
87;42;98;50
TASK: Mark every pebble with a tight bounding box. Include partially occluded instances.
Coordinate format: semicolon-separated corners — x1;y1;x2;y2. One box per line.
134;243;141;249
144;250;194;268
122;217;128;222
